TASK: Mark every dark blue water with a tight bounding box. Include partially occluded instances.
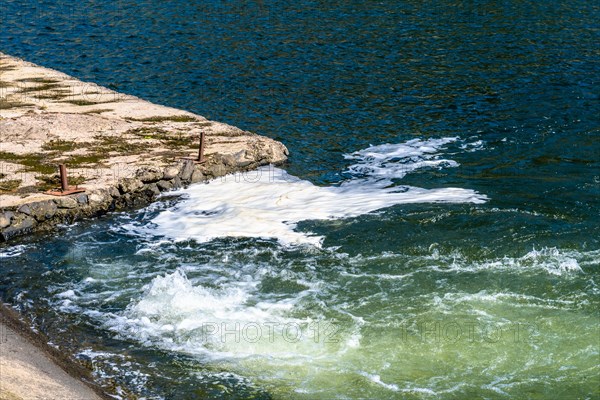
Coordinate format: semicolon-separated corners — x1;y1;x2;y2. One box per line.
1;0;599;398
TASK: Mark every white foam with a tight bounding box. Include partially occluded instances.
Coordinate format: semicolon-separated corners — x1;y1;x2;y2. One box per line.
0;244;28;258
521;247;583;275
56;289;77;299
358;372;440;396
105;269;340;360
136;137;487;246
344;137;460;178
359;371;400;391
419;246;587;277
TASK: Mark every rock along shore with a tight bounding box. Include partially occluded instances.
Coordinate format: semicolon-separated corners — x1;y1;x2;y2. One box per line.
0;302;107;400
0;52;289;241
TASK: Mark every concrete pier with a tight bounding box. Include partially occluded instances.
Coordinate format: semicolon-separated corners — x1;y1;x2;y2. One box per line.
0;53;288;241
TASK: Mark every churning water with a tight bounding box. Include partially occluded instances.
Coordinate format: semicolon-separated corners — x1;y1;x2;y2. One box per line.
1;0;599;398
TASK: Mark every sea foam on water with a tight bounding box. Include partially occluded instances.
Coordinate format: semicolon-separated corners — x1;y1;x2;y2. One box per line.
138;137;488;246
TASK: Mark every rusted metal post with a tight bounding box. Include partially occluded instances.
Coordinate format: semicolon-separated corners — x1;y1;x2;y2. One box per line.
180;131;207;164
45;164;85;196
59;164;68;191
197;131;206;163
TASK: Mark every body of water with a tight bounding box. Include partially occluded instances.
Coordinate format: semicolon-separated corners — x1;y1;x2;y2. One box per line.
1;0;599;398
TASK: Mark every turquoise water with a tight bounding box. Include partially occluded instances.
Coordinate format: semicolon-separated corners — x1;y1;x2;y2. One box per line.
1;0;599;398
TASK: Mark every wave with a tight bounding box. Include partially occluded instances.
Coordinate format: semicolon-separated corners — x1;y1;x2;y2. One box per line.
102;268;349;361
47;241;598;399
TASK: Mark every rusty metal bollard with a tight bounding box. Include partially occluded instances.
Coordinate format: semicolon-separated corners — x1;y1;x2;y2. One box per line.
182;131;207;164
45;164;86;196
197;131;206;163
59;164;69;191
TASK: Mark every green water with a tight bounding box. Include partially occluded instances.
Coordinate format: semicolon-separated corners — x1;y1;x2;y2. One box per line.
0;191;598;398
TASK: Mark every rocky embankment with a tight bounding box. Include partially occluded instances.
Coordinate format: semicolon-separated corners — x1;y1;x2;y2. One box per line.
0;53;288;241
0;160;273;241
